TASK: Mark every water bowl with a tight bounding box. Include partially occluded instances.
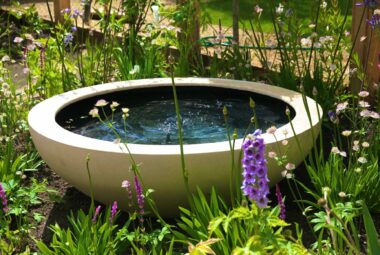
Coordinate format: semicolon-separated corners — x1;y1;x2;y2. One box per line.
28;78;322;216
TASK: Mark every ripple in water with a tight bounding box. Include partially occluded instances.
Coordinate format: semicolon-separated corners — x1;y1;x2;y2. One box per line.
58;87;291;145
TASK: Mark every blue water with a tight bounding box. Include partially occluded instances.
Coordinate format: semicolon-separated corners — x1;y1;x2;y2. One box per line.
67;95;289;145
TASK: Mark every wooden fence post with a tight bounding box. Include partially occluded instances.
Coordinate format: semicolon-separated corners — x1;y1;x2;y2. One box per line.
54;0;71;23
232;0;239;44
351;0;380;95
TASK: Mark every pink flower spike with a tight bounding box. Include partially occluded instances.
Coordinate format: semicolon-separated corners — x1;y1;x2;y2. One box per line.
92;205;101;223
110;201;118;222
275;184;286;219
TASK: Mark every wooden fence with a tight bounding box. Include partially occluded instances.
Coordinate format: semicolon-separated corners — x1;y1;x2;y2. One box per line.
53;0;379;92
351;1;380;94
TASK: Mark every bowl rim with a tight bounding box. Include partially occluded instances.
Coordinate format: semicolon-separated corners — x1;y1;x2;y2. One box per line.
28;78;322;155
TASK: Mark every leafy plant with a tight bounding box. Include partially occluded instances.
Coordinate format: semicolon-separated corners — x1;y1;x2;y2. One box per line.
176;188;307;254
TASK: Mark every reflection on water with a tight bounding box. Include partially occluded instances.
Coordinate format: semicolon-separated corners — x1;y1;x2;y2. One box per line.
69;97;288;145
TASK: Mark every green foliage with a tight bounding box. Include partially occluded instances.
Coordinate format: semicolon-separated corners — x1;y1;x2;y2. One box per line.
362;204;380;255
176;188;307;254
37;205;174;254
113;29;166;80
37;208;120;254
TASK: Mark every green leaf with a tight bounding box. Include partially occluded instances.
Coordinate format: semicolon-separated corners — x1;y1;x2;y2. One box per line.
36;241;54;254
208;216;225;234
266;216;289;228
33;212;45;223
363;203;380;255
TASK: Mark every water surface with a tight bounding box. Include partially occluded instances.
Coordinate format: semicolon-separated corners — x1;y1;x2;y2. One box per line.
57;86;292;144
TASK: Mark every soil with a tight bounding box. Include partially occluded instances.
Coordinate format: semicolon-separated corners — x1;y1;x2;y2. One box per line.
27;166;93;251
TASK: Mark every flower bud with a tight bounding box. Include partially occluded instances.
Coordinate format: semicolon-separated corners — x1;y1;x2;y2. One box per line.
249;97;255;108
318;198;327;207
223;106;228;116
285;107;290;116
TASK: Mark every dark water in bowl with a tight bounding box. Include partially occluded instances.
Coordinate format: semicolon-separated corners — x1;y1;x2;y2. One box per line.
57;86;293;145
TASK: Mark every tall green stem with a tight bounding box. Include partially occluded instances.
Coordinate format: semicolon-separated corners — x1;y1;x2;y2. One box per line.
169;60;190;197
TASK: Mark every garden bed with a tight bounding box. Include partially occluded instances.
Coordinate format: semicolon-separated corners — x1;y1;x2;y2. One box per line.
1;1;380;254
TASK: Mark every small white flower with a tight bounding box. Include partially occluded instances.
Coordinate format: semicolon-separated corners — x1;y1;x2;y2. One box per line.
129;65;140;75
1;55;10;62
362;142;370;148
95;99;108;107
122;108;130;119
313;42;322;48
358;157;367;164
360;36;367;42
285;163;295;170
281;140;288;146
336;102;348;113
370;111;380;119
359;101;370;108
121;180;130;188
285;173;294;179
110;101;119;109
254;5;263;14
268;151;277;158
276;3;284;14
300;37;312;47
338;192;346;198
331;146;340;154
341;130;352;137
282;129;289;136
266;126;277;134
358;91;369;97
352;144;360;151
321;1;327;9
339;151;347;157
360;109;372;118
89;107;99;118
14;37;23;43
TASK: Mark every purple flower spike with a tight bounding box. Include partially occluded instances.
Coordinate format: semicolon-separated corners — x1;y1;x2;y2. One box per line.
92;205;101;223
0;183;8;214
134;176;145;218
241;130;269;208
61;8;70;14
276;185;286;219
71;8;82;19
368;14;380;29
64;33;73;46
110;201;118;222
